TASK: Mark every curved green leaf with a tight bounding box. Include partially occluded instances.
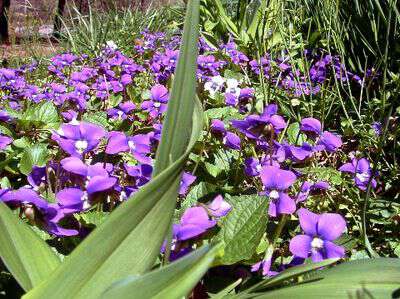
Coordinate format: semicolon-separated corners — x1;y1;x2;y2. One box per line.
0;203;61;291
216;195;268;265
252;258;400;298
101;244;222;299
23;1;202;298
245;259;339;294
153;0;200;175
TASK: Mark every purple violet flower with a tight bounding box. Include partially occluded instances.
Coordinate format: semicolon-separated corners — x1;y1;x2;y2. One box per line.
52;122;106;157
339;158;377;190
206;195;231;217
317;131;342;152
173;207;216;241
210;120;241;150
232;104;286;140
289;208;346;262
300;117;322;136
107;101;136;120
106;131;152;164
0;135;12;150
179;172;196;195
260;166;297;217
141;84;169;118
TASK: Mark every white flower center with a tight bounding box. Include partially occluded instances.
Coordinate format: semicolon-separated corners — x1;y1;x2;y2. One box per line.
75;140;88;153
153;102;161;108
70;118;79;125
311;237;324;249
117;110;124;118
128;140;136;151
255;164;262;172
269;190;279;200
356;172;369;182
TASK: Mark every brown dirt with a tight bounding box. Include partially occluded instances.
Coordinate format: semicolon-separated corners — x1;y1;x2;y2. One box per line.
2;0;179;63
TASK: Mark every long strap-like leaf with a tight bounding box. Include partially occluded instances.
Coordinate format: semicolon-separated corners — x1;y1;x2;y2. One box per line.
0;203;61;291
23;1;201;298
251;258;400;298
101;244;222;299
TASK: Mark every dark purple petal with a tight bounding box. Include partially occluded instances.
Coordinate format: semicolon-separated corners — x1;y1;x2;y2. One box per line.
317;213;346;241
106;131;129;154
318;131;342;152
289;235;312;258
297;208;319;236
179;172;196;195
86;176;117;194
260;166;297;190
56;188;84;213
339;162;356;173
324;241;345;259
223;132;241;150
0;135;12;150
276;193;296;215
80;122;105;140
207;195;231;217
61;157;88;176
300;117;322;135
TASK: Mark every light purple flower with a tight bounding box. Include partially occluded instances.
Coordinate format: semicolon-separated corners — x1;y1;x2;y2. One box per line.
260;166;297;217
52;122;106;157
179;172;196;195
141;85;169;118
206;195;231;217
0;135;12;150
107;101;136;120
232;104;286;140
60;157;117;196
210;120;241;150
289;208;346;262
296;181;330;203
300;117;322;135
173;207;216;241
339;158;377;191
372;121;382;136
106;131;152;163
251;258;278;276
317;131;342;152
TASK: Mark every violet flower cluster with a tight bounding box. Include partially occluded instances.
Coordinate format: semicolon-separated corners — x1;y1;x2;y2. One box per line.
0;31;378;278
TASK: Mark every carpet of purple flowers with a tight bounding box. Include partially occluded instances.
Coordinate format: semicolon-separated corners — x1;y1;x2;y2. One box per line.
0;24;397;295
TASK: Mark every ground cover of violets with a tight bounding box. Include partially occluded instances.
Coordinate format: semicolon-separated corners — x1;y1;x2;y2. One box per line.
0;29;393;292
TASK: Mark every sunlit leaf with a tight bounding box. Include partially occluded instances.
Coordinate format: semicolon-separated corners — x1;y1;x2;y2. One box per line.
101;244;222;299
0;203;61;291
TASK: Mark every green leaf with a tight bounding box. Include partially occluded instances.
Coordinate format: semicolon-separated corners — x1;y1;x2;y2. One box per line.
153;0;200;176
101;244;222;299
23;1;202;298
286;123;306;145
0;203;61;291
13;137;31;149
77;211;110;227
82;111;110;129
0;177;11;188
246;259;339;293
180;181;217;213
251;258;400;298
0;124;14;137
22;101;60;129
19;144;49;175
300;167;343;186
205;107;241;121
216;195;268;265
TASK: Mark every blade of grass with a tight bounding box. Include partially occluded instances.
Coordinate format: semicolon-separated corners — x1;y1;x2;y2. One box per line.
0;203;61;291
23;1;202;298
101;244;222;299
